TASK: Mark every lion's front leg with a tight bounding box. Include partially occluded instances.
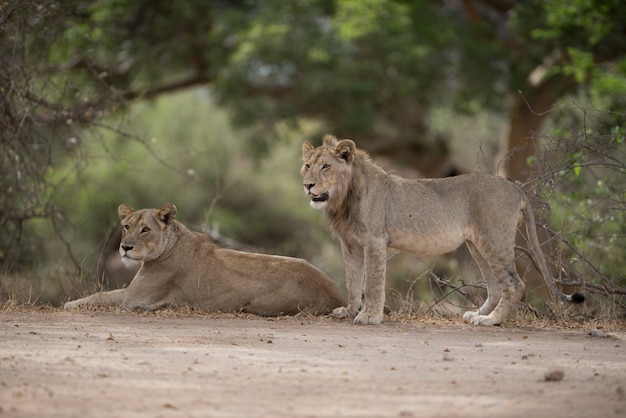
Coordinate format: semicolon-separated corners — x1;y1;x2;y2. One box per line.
64;272;171;310
354;239;387;325
332;240;365;320
64;288;130;309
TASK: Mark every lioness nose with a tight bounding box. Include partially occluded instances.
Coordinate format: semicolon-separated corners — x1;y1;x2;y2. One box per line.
304;183;315;191
121;244;133;252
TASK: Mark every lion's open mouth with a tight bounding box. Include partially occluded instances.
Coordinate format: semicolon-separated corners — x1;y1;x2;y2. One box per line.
311;192;329;202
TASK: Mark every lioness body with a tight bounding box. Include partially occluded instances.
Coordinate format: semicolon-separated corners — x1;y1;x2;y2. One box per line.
301;135;583;325
65;203;344;315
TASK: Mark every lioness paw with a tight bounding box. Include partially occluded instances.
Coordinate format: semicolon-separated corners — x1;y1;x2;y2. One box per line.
354;309;383;325
64;301;79;310
332;306;356;319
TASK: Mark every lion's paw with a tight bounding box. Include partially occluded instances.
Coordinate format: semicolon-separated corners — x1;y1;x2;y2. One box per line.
462;310;479;321
354;309;383;325
332;306;356;319
467;314;501;326
64;301;79;310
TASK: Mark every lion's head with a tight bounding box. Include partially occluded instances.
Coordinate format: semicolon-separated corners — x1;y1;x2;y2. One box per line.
301;135;359;210
117;203;178;265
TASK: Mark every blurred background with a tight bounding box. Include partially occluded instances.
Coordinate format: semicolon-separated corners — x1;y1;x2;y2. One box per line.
1;0;624;319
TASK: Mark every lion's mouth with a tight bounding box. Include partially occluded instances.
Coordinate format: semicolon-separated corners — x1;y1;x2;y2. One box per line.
311;192;329;202
120;248;141;261
121;256;141;267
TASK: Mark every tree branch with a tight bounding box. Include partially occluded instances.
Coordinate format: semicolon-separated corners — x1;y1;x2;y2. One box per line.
120;74;214;101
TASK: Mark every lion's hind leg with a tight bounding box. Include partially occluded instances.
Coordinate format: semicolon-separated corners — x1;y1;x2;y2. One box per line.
462;241;502;323
468;261;524;326
463;235;525;326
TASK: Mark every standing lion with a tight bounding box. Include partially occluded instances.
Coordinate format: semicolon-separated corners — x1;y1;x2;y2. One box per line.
301;135;583;325
65;203;345;316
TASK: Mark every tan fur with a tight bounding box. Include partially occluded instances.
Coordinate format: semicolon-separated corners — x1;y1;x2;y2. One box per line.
301;135;583;325
65;203;345;316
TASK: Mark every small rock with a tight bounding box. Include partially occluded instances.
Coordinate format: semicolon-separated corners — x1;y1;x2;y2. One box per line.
544;368;564;382
589;328;609;338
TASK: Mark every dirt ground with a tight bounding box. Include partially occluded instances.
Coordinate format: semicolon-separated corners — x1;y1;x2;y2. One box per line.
1;308;624;418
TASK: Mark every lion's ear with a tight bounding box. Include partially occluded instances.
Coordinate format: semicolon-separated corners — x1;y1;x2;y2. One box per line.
156;203;177;224
302;141;315;160
334;139;356;164
118;204;134;220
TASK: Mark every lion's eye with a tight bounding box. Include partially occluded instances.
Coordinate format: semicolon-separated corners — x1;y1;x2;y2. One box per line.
141;226;150;233
123;224;130;231
322;163;330;170
304;164;310;171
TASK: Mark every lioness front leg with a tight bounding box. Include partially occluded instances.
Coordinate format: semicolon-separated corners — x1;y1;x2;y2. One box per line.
333;241;365;319
64;288;129;309
354;239;387;325
65;274;171;310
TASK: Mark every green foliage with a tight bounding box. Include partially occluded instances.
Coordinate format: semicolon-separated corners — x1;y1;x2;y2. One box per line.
534;0;622;47
530;0;626;99
7;0;626;158
551;175;624;276
212;0;455;147
538;126;625;284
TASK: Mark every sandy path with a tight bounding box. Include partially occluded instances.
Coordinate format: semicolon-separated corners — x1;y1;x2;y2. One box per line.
1;310;624;417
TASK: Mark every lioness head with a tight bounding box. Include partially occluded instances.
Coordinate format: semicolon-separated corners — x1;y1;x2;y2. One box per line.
117;203;177;265
301;135;357;210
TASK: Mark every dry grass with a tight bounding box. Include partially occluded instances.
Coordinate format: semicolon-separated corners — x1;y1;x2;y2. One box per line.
2;265;622;332
2;300;623;334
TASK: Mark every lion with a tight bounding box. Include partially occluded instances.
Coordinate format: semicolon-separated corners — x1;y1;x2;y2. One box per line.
301;135;584;325
64;203;345;316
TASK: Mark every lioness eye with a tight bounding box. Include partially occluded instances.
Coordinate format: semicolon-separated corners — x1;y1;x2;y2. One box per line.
304;164;310;170
322;163;330;170
123;224;130;231
141;226;150;233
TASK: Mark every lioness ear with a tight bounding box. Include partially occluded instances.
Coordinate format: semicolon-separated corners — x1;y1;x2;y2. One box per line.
334;139;356;164
322;134;337;147
302;141;314;160
156;203;177;224
118;204;134;220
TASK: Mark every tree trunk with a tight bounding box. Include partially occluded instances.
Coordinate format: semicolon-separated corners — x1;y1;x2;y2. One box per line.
498;75;575;181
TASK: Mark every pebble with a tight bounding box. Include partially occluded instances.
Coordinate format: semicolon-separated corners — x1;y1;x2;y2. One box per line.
544;368;564;382
589;328;609;338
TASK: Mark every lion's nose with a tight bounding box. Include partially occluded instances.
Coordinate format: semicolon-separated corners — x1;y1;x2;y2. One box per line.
304;183;315;191
121;244;133;252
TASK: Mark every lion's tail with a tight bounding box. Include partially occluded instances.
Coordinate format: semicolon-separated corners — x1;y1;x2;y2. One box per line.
521;195;585;304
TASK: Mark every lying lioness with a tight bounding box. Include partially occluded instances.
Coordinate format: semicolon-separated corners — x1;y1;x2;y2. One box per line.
64;203;345;316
